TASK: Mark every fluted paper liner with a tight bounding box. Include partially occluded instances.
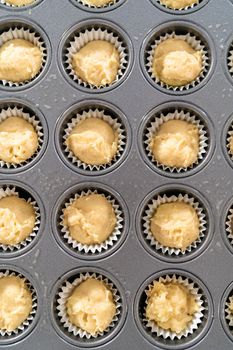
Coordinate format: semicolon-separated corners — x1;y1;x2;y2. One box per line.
143;193;207;256
225;207;233;246
60;189;123;254
56;272;121;339
156;0;200;11
227;124;233;160
146;31;208;91
0;186;40;252
63;108;125;171
225;295;233;328
144;274;205;340
66;27;128;89
0;270;37;337
0;106;43;169
77;0;118;9
0;27;46;87
227;44;233;78
145;109;208;173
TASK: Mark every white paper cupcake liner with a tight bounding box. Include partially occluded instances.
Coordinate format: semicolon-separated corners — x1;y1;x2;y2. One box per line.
65;27;128;89
146;31;208;91
143;193;207;256
77;0;118;8
227;124;233;159
0;0;36;7
60;189;123;254
0;269;37;336
0;107;43;169
57;272;121;339
156;0;200;11
0;27;47;87
145;109;208;173
225;295;233;327
225;208;233;246
227;44;233;77
63;108;125;171
144;274;205;340
0;186;40;252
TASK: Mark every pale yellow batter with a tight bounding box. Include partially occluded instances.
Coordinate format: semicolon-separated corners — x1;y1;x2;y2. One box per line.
153;38;202;86
66;118;118;165
229;136;233;155
150;202;200;250
0;196;36;245
5;0;34;5
146;281;198;334
0;39;42;83
63;194;116;245
66;278;116;335
160;0;199;9
72;40;120;87
81;0;113;6
0;116;38;164
150;119;199;168
0;275;32;332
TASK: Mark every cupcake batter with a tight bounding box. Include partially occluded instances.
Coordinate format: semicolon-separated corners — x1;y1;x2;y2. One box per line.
81;0;113;6
5;0;34;5
66;117;118;165
0;39;42;83
150;202;200;250
72;40;120;87
0;275;32;332
153;38;202;86
0;196;36;245
150;119;199;168
63;193;116;245
146;281;198;334
0;116;38;164
66;278;116;335
160;0;199;9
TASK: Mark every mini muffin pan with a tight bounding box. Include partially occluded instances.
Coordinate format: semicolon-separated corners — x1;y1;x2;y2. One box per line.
0;0;233;349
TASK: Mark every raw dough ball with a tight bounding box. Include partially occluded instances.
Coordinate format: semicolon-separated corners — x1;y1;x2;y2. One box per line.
5;0;34;5
160;0;199;9
66;278;116;335
150;202;200;250
63;193;116;245
72;40;120;87
146;281;198;334
0;196;36;245
0;275;32;332
81;0;113;6
150;119;199;168
66;118;118;166
0;39;42;83
153;38;202;86
0;116;38;164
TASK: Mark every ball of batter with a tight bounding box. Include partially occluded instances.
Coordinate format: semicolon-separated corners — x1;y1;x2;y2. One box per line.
0;39;42;83
66;278;116;335
66;118;118;166
0;275;32;332
150;202;200;250
160;0;199;9
5;0;34;5
0;116;38;164
63;193;116;245
153;38;202;86
72;40;120;87
150;119;199;168
146;281;198;334
0;196;36;245
81;0;113;6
